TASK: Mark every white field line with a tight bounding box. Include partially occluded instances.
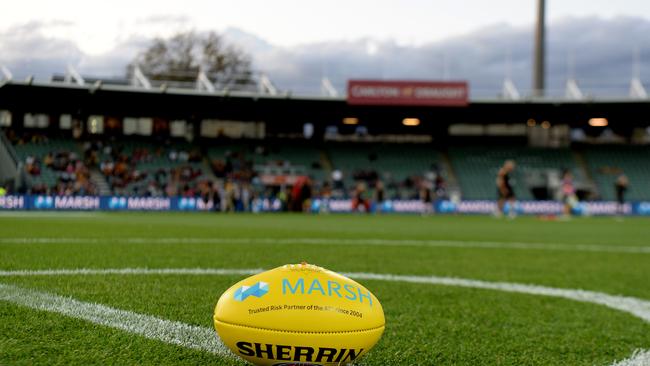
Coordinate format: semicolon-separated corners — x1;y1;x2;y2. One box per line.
1;268;649;366
345;272;650;323
609;349;650;366
2;267;649;323
1;237;649;254
0;282;232;358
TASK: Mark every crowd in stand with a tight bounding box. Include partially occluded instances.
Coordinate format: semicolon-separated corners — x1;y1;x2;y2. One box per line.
4;130;444;213
210;149;256;182
7;131;97;196
82;139;205;196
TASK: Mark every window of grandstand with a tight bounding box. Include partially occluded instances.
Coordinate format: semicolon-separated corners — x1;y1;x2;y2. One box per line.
23;114;49;129
87;116;104;134
200;120;265;139
123;117;153;136
449;124;483;136
59;114;72;129
138;118;153;135
123;118;137;135
170;120;187;137
325;126;338;138
303;123;314;139
0;110;10;126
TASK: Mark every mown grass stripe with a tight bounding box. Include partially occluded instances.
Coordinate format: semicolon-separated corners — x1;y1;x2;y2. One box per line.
0;268;261;277
1;237;649;254
1;268;649;366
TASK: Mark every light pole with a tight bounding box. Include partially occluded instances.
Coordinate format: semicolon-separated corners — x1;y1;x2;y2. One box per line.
533;0;546;97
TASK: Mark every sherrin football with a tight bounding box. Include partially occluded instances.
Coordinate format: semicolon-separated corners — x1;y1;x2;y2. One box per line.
213;263;385;366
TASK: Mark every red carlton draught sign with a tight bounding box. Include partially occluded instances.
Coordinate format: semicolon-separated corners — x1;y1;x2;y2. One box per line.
347;80;469;106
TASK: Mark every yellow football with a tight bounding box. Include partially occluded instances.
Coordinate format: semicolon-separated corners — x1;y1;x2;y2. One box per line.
213;263;385;366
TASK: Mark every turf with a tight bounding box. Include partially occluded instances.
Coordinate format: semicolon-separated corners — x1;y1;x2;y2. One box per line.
1;212;649;365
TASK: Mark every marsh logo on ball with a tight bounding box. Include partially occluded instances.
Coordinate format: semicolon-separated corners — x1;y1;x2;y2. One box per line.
214;264;385;366
234;281;269;301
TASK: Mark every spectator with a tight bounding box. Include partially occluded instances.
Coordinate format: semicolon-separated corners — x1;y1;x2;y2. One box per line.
615;174;629;216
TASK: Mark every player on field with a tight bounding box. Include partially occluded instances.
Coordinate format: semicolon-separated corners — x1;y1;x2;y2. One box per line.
561;169;577;218
496;160;516;217
374;180;385;213
420;180;433;215
615;173;629;215
351;182;370;213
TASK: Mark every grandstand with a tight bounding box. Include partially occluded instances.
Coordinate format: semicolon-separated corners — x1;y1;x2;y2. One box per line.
3;119;650;204
7;126;650;205
449;146;584;200
5;132;449;200
1;75;650;211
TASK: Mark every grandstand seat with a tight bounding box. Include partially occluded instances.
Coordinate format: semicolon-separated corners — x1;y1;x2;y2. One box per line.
582;145;650;201
326;143;445;195
449;146;581;200
208;142;325;182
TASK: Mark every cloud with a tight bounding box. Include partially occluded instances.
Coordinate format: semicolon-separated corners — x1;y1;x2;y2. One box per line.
76;36;151;77
137;14;191;25
2;17;650;97
0;22;83;79
243;16;650;96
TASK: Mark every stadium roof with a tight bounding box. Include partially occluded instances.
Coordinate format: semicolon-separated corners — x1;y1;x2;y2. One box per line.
1;80;649;134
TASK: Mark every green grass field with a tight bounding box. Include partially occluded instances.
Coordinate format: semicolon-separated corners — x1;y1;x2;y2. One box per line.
1;212;650;365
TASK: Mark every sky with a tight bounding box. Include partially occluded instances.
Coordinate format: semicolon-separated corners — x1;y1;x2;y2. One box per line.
1;0;650;96
2;0;650;54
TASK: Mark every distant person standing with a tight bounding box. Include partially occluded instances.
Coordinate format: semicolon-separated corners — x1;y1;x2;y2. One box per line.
374;180;385;213
351;182;370;213
434;174;447;200
420;181;433;215
561;169;577;218
319;181;332;213
496;160;516;217
223;180;236;212
615;174;629;215
300;179;313;212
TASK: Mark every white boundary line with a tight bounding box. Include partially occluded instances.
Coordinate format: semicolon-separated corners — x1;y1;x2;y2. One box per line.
2;268;649;323
1;268;649;365
344;272;650;323
1;237;649;254
0;282;232;358
609;349;650;366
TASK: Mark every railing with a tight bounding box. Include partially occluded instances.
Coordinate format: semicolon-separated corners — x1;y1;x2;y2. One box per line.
3;63;650;101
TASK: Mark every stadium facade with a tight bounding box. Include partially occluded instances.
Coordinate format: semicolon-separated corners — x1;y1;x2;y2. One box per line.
1;76;650;215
